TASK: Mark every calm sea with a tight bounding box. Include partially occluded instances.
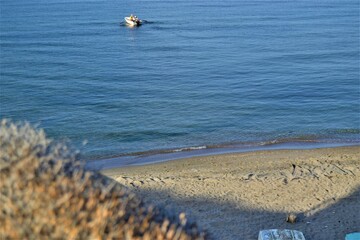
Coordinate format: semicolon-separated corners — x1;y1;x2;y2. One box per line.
1;0;359;163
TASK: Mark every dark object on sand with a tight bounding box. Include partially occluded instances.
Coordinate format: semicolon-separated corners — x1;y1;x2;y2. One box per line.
286;213;297;224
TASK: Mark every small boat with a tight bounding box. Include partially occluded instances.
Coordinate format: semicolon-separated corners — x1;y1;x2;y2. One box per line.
124;16;142;26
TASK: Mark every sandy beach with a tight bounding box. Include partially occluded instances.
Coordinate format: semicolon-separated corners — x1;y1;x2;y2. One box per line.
102;146;360;240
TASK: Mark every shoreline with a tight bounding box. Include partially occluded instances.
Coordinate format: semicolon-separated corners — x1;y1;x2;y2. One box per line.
85;141;359;170
102;146;360;239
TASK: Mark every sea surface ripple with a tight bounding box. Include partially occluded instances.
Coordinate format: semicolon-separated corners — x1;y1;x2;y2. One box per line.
1;0;359;161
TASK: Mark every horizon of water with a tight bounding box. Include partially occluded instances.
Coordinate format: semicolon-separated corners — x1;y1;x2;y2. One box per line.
1;0;359;163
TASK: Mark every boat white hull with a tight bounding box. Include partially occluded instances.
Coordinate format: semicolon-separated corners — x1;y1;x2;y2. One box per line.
124;17;142;26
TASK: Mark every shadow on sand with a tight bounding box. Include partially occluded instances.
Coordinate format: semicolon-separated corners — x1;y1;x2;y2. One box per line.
127;186;360;240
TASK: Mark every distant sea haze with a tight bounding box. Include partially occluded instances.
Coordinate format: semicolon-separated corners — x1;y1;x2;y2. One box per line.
1;0;359;161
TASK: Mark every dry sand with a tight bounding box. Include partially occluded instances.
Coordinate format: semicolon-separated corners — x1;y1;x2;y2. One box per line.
102;146;360;240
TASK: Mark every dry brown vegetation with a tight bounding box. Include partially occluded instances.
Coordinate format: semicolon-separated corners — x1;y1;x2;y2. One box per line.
0;120;206;240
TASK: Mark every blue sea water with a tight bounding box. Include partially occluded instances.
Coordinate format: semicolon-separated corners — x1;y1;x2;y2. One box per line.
1;0;359;161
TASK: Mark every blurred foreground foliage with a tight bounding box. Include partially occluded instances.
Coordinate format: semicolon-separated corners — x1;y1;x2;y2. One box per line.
0;120;206;240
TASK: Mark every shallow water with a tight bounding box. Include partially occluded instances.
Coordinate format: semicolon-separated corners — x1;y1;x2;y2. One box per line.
1;0;359;160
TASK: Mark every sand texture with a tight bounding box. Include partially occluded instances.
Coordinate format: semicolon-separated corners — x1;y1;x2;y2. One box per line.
102;146;360;240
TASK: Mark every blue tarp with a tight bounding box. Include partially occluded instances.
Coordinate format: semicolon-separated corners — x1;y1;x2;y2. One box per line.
345;233;360;240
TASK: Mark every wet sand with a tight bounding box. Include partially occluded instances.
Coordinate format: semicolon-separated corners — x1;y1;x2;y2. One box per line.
102;146;360;240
